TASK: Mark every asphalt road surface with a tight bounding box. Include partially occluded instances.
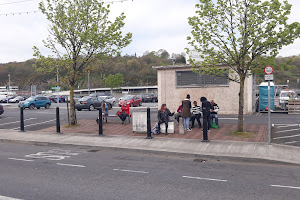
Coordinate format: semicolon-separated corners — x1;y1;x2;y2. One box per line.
0;142;299;200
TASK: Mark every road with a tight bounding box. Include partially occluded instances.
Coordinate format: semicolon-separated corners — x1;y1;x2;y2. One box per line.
0;142;299;200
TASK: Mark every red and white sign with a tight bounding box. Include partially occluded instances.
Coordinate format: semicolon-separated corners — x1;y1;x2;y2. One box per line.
264;66;274;75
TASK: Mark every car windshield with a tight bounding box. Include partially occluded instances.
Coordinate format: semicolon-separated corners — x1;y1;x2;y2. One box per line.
280;92;290;97
124;96;133;100
26;97;35;101
98;97;105;101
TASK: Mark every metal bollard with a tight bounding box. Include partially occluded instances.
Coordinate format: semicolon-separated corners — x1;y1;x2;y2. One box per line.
56;107;60;134
20;107;25;132
202;108;209;142
98;108;103;136
146;107;153;139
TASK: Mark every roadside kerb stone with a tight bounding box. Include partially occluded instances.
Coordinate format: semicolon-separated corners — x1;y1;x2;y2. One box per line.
0;129;299;165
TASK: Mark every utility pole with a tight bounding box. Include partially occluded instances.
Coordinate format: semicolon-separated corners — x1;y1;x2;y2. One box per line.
88;71;90;95
7;74;11;104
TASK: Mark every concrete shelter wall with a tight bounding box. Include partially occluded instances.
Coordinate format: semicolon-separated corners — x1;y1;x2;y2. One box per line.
157;68;253;115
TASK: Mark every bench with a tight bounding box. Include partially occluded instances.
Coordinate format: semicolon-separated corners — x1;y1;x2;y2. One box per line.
159;121;175;134
96;115;131;124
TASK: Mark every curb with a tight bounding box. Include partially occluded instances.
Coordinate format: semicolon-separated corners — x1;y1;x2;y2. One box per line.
1;137;299;166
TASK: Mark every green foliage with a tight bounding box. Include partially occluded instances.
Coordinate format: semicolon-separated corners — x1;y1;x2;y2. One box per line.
33;0;132;86
105;73;124;89
33;0;132;125
187;0;300;80
187;0;300;131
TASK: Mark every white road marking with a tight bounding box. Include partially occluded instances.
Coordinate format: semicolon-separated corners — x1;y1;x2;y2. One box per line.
285;141;299;144
273;133;300;140
275;128;300;134
0;118;37;126
113;169;149;174
8;158;34;162
11;119;56;130
276;124;299;128
271;184;300;190
0;195;23;200
56;163;85;168
219;118;238;120
182;176;227;182
274;124;299;126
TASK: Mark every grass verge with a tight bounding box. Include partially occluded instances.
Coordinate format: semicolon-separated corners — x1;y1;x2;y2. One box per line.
230;131;256;138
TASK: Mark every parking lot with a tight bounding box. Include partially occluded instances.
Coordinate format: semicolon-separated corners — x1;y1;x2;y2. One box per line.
272;124;300;147
0;102;158;131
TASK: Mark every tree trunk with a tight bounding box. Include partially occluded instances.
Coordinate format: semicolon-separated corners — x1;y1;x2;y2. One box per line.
238;75;246;132
69;85;77;125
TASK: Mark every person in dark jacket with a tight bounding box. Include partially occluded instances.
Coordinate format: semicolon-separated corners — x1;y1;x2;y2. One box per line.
210;100;219;126
157;104;174;135
182;94;192;131
200;97;211;131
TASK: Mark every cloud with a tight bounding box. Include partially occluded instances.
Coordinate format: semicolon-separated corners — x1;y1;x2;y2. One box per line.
0;0;299;63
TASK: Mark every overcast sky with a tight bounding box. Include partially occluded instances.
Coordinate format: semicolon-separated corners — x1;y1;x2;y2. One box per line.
0;0;300;64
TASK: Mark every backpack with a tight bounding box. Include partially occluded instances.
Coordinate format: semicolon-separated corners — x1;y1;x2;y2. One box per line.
151;123;159;135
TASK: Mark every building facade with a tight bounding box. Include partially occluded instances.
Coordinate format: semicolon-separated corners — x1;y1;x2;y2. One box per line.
153;65;255;115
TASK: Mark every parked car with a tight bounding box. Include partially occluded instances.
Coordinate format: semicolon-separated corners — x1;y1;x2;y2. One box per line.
0;104;4;115
48;95;66;103
98;95;116;106
119;95;142;107
1;96;16;103
18;96;51;109
0;95;7;103
75;96;104;111
9;96;25;103
141;93;158;102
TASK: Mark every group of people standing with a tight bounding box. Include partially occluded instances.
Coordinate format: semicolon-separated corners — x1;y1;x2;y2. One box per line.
158;94;219;134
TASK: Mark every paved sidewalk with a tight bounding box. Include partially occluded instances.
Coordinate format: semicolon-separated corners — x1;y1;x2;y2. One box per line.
0;129;299;165
41;120;267;142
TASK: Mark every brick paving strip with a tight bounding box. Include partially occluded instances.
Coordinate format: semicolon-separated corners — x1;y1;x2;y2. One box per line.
40;120;267;143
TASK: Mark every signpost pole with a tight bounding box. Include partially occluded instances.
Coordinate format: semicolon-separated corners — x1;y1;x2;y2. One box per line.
268;80;271;145
264;66;273;145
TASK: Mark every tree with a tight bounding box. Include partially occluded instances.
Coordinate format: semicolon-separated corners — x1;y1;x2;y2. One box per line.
187;0;300;132
105;73;124;90
33;0;132;125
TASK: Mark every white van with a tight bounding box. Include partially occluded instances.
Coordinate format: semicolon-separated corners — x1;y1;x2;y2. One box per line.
279;90;298;110
0;95;7;103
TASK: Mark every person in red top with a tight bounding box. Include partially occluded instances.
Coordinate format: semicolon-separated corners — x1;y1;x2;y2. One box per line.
175;104;183;123
118;100;131;124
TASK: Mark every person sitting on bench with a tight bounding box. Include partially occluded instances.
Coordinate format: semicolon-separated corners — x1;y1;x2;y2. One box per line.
157;104;174;135
102;101;109;118
118;100;131;124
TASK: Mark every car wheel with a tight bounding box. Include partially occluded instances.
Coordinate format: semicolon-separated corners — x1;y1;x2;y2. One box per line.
77;109;82;111
16;100;19;103
45;104;50;109
29;104;35;109
108;103;112;110
89;104;95;111
37;107;40;109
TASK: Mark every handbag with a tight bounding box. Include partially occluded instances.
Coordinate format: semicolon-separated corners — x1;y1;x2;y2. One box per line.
211;122;218;129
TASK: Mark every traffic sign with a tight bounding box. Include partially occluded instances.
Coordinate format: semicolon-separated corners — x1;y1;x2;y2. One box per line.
264;66;274;75
265;74;274;81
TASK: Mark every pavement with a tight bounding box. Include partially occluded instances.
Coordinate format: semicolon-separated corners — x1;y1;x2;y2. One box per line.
0;128;299;165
